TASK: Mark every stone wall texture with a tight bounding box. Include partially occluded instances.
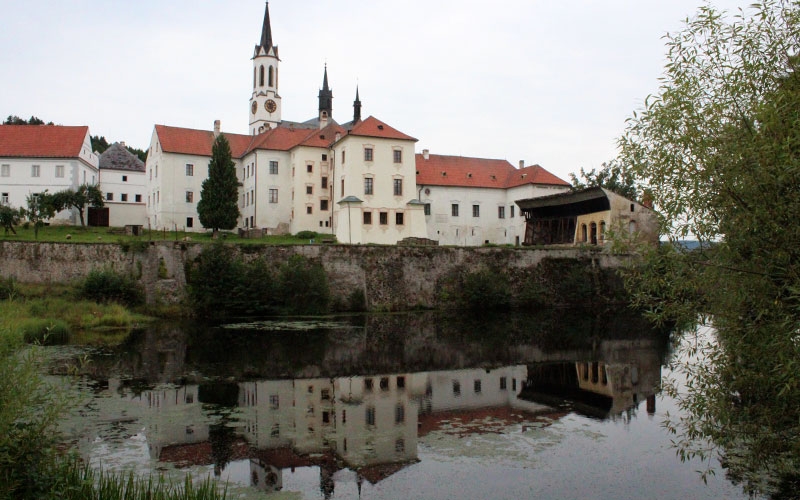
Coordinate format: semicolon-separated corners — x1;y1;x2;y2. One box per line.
0;241;632;310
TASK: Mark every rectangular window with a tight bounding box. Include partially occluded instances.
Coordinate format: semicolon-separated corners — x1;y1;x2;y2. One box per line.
269;160;278;174
364;378;374;391
185;163;193;176
395;404;405;424
322;153;328;161
55;165;64;178
498;206;505;219
474;379;482;393
269;395;279;409
306;206;312;214
121;193;128;202
510;205;515;218
106;192;113;201
393;178;402;196
500;377;507;390
321;176;328;189
185;191;193;203
269;189;278;203
393;149;402;163
321;389;330;401
379;212;388;225
31;165;40;177
364;147;373;162
307;164;313;173
366;407;376;426
1;164;9;177
364;177;373;195
363;211;372;225
342;150;346;164
395;212;404;225
135;194;142;203
424;203;431;216
306;185;313;195
186;217;193;228
122;175;128;182
473;205;480;217
1;193;8;204
453;380;461;396
320;199;329;211
451;204;459;217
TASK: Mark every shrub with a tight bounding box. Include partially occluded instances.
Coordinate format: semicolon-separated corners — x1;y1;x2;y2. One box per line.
295;230;317;240
0;275;18;300
461;268;511;311
278;255;330;315
79;268;143;306
19;319;70;345
347;288;367;312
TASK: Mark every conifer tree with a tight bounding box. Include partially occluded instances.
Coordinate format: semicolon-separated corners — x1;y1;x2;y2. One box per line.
197;134;240;237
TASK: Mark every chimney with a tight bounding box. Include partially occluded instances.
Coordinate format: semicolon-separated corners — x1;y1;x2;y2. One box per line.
120;141;126;147
519;160;524;168
422;149;429;160
213;120;221;137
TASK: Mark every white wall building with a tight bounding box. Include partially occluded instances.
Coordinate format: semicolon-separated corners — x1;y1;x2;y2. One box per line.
0;125;99;225
416;152;571;246
98;142;147;227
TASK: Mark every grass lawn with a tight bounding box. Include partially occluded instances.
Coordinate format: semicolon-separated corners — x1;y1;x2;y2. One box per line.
1;224;334;245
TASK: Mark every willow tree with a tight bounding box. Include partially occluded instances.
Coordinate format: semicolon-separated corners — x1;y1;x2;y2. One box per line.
197;134;240;238
618;1;800;496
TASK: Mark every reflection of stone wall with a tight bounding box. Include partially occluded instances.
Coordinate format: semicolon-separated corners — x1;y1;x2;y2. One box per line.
0;241;633;311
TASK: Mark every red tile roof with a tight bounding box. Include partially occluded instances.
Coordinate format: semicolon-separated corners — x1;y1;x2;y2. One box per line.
345;116;417;142
155;125;254;158
416;153;569;189
0;125;89;158
299;122;346;148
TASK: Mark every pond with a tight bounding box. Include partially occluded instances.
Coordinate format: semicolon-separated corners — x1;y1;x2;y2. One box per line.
51;310;755;499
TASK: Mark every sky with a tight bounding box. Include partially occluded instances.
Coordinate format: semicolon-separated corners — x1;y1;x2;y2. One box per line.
0;0;748;182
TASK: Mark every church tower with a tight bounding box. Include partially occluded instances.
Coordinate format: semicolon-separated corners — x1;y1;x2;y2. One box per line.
318;65;333;124
249;2;281;134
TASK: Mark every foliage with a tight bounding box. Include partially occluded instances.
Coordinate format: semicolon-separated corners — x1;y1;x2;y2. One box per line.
19;318;70;345
50;184;104;227
617;1;800;496
3;115;52;125
460;268;511;310
295;230;317;240
79;268;143;306
277;255;331;315
0;276;18;301
197;134;240;237
23;191;55;240
569;160;640;201
0;205;22;236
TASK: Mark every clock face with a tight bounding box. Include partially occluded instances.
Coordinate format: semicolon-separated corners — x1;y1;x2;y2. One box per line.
265;99;277;113
251;101;257;115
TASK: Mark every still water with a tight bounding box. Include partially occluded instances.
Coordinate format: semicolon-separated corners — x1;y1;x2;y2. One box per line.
53;311;753;499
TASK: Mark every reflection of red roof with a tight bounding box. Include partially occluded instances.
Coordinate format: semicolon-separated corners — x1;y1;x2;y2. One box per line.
416;154;569;189
418;406;567;437
358;460;418;484
158;439;250;468
345;116;417;142
0;125;89;158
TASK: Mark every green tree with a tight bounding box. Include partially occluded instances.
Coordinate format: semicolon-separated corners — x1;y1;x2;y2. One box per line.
3;115;51;125
197;134;240;238
23;192;55;240
569;160;640;201
0;205;22;236
51;184;104;227
618;1;800;496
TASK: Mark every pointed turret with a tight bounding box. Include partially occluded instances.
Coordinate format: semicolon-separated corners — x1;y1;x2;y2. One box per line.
254;2;278;58
249;2;281;133
318;65;333;121
353;86;362;124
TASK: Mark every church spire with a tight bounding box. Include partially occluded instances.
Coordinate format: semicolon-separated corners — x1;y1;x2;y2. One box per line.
318;64;333;120
353;86;362;123
258;2;273;52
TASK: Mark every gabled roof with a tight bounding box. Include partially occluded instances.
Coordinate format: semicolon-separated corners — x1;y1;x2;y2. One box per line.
0;125;89;158
99;143;145;172
343;116;417;142
416;153;569;189
155;125;254;158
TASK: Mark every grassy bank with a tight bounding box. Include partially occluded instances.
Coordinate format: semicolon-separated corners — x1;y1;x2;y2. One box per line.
1;224;332;246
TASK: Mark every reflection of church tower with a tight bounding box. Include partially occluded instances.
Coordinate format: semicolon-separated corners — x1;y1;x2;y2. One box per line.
249;2;282;134
318;65;333;126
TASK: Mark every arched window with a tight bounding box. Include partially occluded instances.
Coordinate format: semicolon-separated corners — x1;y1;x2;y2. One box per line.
275;68;278;89
590;222;597;245
629;220;637;234
591;362;599;384
268;66;274;87
253;67;256;88
599;221;606;243
581;224;587;242
259;65;265;87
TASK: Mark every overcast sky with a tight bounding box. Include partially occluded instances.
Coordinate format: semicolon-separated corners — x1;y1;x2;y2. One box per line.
0;0;747;182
